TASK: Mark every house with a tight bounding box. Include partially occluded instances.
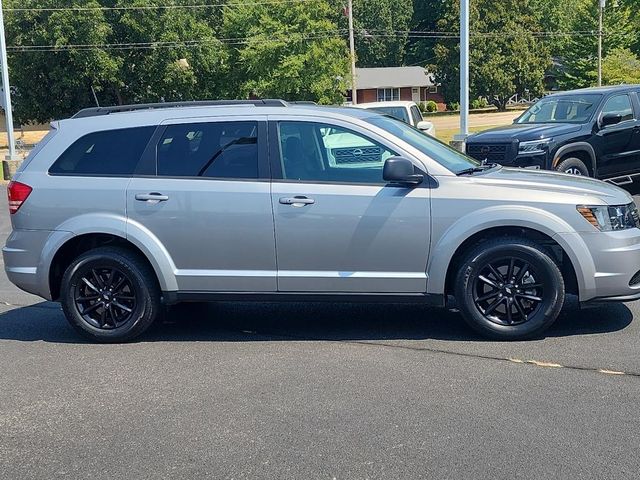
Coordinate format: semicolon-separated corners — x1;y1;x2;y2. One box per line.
348;66;446;111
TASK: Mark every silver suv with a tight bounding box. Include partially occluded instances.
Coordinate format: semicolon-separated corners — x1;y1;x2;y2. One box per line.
4;100;640;342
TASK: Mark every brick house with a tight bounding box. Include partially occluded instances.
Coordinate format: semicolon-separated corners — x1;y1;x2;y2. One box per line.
347;66;446;111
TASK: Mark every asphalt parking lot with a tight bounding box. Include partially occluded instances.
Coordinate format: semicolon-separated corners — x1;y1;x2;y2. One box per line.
1;191;640;479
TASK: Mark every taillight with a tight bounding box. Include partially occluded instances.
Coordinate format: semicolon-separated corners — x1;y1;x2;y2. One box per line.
7;181;32;214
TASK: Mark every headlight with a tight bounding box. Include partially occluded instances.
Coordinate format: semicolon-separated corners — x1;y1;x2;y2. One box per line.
577;203;640;231
518;138;552;155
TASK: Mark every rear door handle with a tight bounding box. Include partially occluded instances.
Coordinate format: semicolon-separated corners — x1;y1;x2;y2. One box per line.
279;196;315;206
135;192;169;202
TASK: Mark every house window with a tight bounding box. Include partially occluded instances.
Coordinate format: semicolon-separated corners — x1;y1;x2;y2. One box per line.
377;88;400;102
428;85;438;94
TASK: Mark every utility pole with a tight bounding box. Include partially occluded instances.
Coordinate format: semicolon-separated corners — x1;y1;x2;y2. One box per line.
597;0;605;87
0;0;18;171
347;0;357;104
453;0;469;149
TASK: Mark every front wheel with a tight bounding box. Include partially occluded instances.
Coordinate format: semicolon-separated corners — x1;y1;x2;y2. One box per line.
555;157;589;176
60;247;161;343
454;237;565;340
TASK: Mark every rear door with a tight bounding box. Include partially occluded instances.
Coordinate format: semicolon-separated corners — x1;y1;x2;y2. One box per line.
269;117;431;294
595;93;640;177
126;116;277;292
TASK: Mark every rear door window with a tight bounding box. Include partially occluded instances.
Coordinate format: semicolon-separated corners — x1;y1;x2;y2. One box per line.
156;121;258;179
49;126;155;176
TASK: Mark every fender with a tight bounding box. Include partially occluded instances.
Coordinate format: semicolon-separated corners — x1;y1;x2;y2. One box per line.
426;205;596;299
552;142;597;175
38;213;178;298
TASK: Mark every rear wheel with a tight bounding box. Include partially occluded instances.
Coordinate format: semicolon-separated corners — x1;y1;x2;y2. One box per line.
60;247;161;343
454;237;565;340
555;157;589;176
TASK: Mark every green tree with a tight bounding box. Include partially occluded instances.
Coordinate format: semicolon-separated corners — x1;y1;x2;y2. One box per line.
5;0;119;124
350;0;413;67
559;0;636;88
405;0;448;66
529;0;584;54
222;0;349;104
429;0;550;110
602;48;640;85
6;0;229;122
103;0;229;105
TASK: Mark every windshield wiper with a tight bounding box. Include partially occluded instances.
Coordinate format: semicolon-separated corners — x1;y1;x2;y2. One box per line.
456;163;499;176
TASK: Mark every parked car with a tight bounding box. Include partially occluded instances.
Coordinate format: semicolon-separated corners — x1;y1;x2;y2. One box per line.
356;101;436;137
5;99;640;342
465;85;640;184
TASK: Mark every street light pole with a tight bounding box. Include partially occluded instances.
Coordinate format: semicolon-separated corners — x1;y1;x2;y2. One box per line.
0;0;18;166
454;0;469;148
597;0;605;87
347;0;357;105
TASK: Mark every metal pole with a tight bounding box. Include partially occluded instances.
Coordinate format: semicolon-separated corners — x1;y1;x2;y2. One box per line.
454;0;469;146
597;0;605;87
347;0;357;105
0;0;17;162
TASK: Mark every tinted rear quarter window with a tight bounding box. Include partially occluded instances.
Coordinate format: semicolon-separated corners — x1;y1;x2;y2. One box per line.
49;126;155;176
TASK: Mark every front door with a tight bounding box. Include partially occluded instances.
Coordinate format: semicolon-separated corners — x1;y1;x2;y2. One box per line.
127;117;277;292
595;93;640;178
270;119;431;293
412;87;421;104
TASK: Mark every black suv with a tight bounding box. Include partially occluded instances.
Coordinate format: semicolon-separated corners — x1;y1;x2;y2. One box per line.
465;85;640;184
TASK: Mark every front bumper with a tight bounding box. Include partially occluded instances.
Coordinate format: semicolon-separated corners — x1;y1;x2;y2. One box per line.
555;228;640;302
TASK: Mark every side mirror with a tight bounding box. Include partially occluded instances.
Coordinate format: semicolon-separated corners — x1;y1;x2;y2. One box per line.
416;121;433;131
601;113;623;128
383;157;424;186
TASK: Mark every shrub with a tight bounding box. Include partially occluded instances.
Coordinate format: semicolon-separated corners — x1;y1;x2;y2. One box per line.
471;97;489;109
447;101;460;112
423;100;438;113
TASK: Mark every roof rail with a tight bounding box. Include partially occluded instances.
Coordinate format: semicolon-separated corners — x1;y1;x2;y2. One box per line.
72;99;289;119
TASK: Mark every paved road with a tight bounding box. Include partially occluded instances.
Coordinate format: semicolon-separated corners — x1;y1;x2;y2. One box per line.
1;191;640;479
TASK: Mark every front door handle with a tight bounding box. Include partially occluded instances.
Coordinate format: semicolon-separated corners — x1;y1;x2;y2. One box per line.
279;196;315;206
135;192;169;202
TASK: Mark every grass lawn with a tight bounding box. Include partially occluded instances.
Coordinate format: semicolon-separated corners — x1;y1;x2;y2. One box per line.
428;110;521;145
437;124;503;145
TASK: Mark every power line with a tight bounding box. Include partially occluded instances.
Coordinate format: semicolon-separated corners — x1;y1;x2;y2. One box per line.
3;0;316;13
5;29;605;53
7;31;348;52
361;30;601;39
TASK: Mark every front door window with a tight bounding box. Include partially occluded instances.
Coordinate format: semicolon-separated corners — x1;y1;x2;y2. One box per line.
278;121;397;184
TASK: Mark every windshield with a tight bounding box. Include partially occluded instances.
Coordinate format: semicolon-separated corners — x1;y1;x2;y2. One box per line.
365;115;479;174
369;106;410;123
516;94;602;124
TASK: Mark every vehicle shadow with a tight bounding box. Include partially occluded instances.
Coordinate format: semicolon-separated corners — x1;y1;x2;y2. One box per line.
0;298;633;344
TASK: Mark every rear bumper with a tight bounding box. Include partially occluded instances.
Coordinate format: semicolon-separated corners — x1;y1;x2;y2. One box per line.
555;228;640;302
3;229;56;300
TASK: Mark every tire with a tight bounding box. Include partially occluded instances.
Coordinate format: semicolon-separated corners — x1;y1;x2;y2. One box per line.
555;157;589;176
454;237;565;340
60;247;161;343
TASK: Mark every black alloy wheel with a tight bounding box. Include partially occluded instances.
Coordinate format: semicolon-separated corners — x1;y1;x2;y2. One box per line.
74;267;137;330
455;237;565;340
472;257;543;326
61;247;161;342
